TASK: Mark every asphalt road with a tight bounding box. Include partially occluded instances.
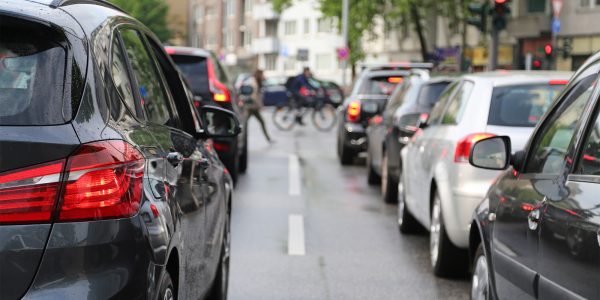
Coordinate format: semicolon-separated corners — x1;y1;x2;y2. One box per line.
228;109;470;300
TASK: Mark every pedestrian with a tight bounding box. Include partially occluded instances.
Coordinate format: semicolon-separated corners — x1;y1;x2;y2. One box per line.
244;69;273;143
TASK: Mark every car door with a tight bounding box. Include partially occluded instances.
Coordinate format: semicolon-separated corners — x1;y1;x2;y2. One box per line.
490;66;598;299
536;66;600;299
117;26;213;298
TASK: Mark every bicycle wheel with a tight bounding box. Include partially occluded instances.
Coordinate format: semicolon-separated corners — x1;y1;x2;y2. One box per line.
272;105;296;131
311;103;337;131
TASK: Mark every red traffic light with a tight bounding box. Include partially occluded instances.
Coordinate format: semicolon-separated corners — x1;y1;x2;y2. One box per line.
544;44;553;56
533;59;542;68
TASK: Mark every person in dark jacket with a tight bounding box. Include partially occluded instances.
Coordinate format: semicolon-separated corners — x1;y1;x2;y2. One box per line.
288;67;318;125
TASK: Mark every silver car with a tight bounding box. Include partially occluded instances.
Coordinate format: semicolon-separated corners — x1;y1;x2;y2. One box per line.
398;71;572;276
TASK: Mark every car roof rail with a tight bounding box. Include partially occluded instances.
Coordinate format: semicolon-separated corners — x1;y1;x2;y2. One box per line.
359;62;434;72
49;0;126;13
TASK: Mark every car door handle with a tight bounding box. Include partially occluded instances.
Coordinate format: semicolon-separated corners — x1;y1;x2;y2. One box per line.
167;152;184;167
528;208;540;231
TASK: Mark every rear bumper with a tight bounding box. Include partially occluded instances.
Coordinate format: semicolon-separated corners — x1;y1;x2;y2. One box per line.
342;122;367;151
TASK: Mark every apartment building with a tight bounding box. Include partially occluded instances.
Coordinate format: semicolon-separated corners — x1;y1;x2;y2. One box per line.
165;0;190;46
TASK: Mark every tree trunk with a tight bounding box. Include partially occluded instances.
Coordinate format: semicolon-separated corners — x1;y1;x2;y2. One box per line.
410;1;429;62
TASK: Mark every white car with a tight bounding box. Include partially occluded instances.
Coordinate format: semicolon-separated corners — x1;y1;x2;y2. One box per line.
398;71;572;276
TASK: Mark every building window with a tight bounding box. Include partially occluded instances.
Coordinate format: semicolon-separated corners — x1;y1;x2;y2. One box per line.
316;53;332;70
284;20;297;35
527;0;546;13
225;32;234;48
195;6;204;22
284;58;296;70
206;35;216;46
317;18;333;33
304;19;310;34
226;0;235;16
243;30;252;46
266;20;278;37
265;54;278;71
580;0;600;8
206;5;215;17
244;0;252;13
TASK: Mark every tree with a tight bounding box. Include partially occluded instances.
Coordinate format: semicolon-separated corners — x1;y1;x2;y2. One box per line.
109;0;171;42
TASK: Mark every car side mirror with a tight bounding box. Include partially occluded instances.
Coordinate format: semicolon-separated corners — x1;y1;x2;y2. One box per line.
469;136;512;170
240;85;254;96
197;105;241;138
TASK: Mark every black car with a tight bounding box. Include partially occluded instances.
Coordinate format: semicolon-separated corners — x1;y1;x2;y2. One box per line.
366;73;453;203
0;1;238;299
166;46;248;184
468;53;600;299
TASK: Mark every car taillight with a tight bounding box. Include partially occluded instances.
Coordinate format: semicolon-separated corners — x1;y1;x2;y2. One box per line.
213;142;230;152
59;141;145;221
207;59;231;103
346;101;361;122
454;133;495;163
0;160;65;224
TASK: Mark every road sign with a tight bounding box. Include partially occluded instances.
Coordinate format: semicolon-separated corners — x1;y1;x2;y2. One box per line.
297;48;309;61
552;0;563;17
552;17;561;34
336;47;349;61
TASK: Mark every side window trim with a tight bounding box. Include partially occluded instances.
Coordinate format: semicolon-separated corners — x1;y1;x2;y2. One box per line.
110;26;144;119
570;74;600;176
430;80;463;126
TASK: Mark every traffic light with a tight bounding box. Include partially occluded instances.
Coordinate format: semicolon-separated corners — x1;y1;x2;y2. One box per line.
492;0;511;31
544;43;553;59
467;2;489;33
563;39;572;59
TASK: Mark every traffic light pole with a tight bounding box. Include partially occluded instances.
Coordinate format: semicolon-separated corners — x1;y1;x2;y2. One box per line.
490;27;499;70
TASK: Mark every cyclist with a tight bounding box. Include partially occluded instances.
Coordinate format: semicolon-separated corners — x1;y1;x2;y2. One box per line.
288;67;318;125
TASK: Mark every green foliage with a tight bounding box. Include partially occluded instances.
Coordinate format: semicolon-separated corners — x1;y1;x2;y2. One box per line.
109;0;171;42
272;0;293;13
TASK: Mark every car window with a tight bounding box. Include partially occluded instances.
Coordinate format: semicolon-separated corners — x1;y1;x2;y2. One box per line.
428;81;459;125
526;75;596;174
384;79;411;119
359;75;402;96
171;54;209;95
211;53;230;85
110;35;137;116
442;80;474;125
120;28;172;125
417;81;452;108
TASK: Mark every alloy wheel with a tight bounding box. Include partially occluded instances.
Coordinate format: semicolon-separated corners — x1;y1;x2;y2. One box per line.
381;154;388;196
430;196;442;267
471;254;489;300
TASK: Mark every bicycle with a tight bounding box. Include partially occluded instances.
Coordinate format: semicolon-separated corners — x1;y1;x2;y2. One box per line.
272;90;338;131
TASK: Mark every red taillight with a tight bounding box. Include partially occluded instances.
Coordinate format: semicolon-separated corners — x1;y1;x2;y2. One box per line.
549;80;568;85
165;47;176;55
369;115;383;125
59;141;145;221
346;101;361;122
213;142;231;152
207;59;231;103
0;160;65;224
454;133;495;163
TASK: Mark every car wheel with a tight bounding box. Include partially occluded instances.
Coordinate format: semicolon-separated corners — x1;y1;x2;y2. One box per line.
158;270;175;300
367;149;381;185
398;170;422;233
430;192;468;277
471;243;490;300
209;212;230;300
381;152;398;203
338;134;355;165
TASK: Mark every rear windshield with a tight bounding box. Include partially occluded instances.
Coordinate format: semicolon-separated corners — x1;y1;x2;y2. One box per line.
359;76;402;95
488;84;565;127
0;20;68;125
417;82;452;108
170;54;209;94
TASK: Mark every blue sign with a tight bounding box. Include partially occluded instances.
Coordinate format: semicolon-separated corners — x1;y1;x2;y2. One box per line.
552;17;561;34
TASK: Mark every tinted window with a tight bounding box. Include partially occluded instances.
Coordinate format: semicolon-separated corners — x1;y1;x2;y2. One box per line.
359;76;402;95
111;36;137;115
0;21;67;125
428;81;459;124
417;82;452;108
171;54;209;94
442;81;474;124
120;29;171;125
527;75;596;174
488;84;564;127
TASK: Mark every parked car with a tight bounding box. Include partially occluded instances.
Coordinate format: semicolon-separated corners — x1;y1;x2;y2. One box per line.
0;1;238;299
262;76;290;107
398;71;571;276
366;72;453;203
165;46;248;183
336;67;411;165
468;56;600;299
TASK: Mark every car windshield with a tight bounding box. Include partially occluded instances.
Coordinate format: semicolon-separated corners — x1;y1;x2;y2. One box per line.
0;20;68;126
488;83;565;127
417;82;452;108
359;75;402;95
170;54;209;94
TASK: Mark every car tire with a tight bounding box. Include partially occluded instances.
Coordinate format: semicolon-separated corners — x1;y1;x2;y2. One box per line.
158;270;175;300
398;170;422;234
381;151;398;203
208;213;231;300
430;192;468;277
367;149;381;185
338;134;355;166
471;243;490;300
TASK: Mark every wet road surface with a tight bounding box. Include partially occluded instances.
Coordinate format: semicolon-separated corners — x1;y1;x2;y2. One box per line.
228;109;470;299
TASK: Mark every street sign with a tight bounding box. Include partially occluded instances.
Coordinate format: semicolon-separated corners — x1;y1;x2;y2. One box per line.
552;0;563;17
297;48;309;61
336;47;349;61
552;17;561;34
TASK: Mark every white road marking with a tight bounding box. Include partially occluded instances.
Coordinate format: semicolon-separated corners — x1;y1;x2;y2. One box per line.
288;214;306;256
288;154;301;196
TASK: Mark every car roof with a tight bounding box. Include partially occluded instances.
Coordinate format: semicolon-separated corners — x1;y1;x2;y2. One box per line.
364;70;411;78
462;71;573;87
165;46;212;58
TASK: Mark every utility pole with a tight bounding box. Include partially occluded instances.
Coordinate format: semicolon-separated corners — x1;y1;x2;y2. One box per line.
489;27;499;70
341;0;349;88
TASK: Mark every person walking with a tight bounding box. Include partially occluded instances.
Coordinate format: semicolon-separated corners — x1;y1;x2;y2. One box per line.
244;69;273;143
